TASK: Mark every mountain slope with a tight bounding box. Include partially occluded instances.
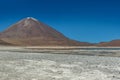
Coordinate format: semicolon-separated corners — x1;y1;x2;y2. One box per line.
97;39;120;46
0;39;12;45
0;17;92;46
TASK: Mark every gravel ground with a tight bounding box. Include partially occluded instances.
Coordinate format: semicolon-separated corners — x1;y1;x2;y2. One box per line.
0;51;120;80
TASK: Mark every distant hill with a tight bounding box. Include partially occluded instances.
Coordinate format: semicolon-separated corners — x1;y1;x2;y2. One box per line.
97;39;120;47
0;17;92;46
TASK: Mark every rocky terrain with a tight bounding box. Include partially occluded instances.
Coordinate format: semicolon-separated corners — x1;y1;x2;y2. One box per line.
0;50;120;80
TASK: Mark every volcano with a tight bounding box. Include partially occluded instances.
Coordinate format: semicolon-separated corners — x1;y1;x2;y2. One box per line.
0;17;92;46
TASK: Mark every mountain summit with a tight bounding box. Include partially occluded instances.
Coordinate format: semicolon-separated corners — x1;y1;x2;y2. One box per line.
1;17;67;39
0;17;92;46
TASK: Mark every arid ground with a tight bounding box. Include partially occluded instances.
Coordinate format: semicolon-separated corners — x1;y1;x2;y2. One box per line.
0;46;120;80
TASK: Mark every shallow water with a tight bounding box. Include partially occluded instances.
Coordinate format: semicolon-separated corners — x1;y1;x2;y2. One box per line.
0;51;120;80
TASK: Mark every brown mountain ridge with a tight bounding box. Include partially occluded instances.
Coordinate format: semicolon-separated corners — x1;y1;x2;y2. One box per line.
97;40;120;47
0;17;92;46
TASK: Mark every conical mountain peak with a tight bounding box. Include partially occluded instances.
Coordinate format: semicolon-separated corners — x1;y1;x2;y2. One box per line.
16;17;38;25
20;17;39;27
1;17;67;39
26;17;38;21
19;17;39;25
0;17;92;46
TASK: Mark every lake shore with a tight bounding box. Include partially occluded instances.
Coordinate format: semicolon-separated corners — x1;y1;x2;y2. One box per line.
0;46;120;57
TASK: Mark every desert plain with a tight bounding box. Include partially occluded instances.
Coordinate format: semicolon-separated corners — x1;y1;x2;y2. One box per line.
0;46;120;80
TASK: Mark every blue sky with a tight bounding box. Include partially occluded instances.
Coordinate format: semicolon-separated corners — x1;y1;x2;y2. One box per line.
0;0;120;43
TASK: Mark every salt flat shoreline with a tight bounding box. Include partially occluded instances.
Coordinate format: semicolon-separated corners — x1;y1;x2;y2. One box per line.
1;46;120;49
0;46;120;57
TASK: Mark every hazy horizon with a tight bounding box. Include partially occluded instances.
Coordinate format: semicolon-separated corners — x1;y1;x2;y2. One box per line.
0;0;120;43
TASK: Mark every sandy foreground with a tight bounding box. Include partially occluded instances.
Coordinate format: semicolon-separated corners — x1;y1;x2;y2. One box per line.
0;46;120;80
